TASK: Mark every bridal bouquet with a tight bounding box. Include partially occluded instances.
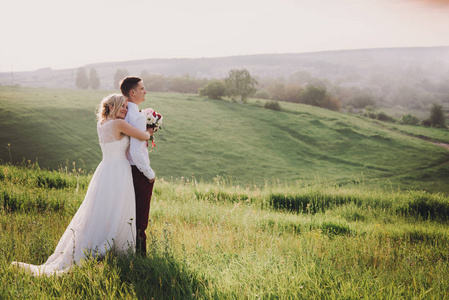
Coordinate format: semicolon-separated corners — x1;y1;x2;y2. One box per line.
141;108;163;151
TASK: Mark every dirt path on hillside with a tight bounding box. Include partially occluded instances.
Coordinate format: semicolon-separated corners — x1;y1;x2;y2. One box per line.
372;121;449;152
409;135;449;152
433;142;449;151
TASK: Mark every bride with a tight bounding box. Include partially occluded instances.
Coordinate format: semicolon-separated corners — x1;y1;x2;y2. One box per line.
13;94;152;276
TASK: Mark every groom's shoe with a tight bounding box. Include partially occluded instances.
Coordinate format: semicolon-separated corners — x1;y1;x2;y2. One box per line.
136;232;147;257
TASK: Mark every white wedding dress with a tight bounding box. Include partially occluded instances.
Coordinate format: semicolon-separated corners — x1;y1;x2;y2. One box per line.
12;120;136;276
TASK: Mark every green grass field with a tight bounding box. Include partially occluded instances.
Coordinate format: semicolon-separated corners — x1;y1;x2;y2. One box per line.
1;86;448;193
1;86;449;298
1;164;449;298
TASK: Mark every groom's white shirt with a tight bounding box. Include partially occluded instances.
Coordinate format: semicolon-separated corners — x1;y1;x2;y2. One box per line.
125;102;155;180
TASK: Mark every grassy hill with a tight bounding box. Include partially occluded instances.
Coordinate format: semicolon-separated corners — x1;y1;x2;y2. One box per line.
1;86;448;192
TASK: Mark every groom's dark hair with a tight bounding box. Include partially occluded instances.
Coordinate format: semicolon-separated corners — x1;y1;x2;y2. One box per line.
120;76;142;97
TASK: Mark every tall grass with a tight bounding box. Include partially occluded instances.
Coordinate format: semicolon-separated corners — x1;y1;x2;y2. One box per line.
1;163;449;298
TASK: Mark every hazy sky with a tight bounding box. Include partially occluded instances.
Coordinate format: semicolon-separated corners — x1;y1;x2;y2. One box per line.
1;0;449;72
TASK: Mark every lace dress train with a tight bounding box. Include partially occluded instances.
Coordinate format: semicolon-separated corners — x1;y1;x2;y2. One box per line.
12;121;136;276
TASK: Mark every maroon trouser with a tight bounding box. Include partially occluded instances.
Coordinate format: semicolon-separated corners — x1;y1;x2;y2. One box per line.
131;165;154;256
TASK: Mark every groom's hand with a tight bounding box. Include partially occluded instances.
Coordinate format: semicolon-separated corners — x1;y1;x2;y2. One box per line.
147;128;155;136
149;178;155;183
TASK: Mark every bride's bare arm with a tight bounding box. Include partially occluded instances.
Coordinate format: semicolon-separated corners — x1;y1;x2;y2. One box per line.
115;119;150;141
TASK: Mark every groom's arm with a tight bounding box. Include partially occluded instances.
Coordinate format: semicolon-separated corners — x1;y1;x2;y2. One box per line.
128;114;156;181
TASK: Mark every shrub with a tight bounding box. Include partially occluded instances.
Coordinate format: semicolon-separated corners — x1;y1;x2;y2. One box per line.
376;111;395;122
263;101;281;111
363;106;378;119
364;105;375;112
320;96;341;111
254;90;270;99
364;111;378;119
401;114;420;125
199;80;227;100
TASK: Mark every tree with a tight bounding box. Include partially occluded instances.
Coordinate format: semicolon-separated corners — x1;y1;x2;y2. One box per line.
142;73;168;92
225;69;257;103
113;68;130;89
300;85;341;111
428;103;446;128
199;80;227;100
283;85;302;103
140;70;153;90
267;83;286;101
89;68;100;90
301;85;327;107
75;67;89;89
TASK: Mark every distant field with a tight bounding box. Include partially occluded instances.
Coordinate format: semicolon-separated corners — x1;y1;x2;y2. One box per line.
0;86;448;192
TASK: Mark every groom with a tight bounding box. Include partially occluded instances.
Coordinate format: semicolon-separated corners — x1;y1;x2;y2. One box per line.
120;76;156;256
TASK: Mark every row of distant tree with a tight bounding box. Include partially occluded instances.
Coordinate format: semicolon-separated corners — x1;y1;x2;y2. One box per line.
75;67;100;90
74;66;362;113
360;104;446;128
113;69;209;94
74;67;447;127
76;67;340;111
198;69;341;111
75;66;447;112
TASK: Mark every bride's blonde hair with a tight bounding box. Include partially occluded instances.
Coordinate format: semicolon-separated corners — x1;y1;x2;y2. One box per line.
96;94;127;121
